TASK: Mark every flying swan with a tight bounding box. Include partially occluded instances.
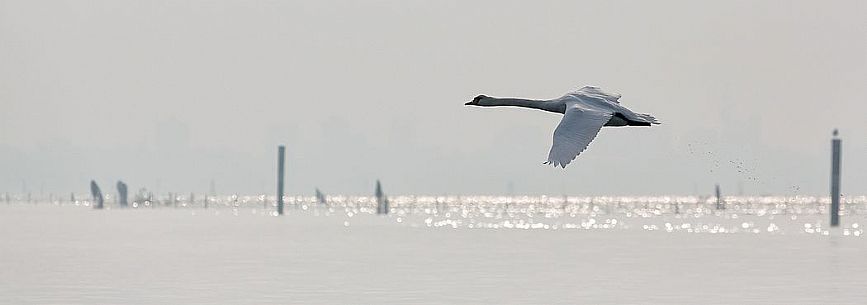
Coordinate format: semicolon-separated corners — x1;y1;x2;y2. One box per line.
465;86;659;168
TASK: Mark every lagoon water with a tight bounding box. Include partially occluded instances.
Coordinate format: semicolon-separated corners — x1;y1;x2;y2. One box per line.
1;196;866;304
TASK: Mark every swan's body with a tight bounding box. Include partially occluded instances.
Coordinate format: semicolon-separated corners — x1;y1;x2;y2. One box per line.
465;86;659;168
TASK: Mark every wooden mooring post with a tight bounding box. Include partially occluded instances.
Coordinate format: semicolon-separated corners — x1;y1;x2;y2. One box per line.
277;145;286;215
830;129;842;227
375;180;389;215
714;184;725;210
90;180;104;209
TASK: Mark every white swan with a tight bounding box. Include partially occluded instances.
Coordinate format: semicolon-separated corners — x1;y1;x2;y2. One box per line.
465;86;660;168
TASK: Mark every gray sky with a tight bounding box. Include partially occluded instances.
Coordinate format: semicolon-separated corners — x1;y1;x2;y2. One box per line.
1;0;865;196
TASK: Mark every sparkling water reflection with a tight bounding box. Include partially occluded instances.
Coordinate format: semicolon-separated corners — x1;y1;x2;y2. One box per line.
25;194;867;236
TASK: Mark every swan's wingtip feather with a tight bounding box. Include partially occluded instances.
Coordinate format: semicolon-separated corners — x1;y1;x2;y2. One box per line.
544;157;573;168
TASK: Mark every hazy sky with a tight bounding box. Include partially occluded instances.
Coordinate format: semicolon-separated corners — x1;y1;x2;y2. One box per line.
1;0;865;196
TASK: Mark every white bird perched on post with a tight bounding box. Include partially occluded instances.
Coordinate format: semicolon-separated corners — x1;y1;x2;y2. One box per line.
464;86;660;168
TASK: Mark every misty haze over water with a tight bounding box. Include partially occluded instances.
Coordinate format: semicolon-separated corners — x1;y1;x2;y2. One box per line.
2;0;865;196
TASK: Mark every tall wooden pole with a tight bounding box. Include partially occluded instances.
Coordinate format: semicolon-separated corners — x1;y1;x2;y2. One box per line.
277;145;286;215
830;130;841;227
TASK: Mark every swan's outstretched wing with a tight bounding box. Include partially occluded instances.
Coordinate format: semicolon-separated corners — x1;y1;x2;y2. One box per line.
545;103;613;168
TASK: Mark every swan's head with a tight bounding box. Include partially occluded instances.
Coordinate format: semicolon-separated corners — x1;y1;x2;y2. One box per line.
465;95;488;106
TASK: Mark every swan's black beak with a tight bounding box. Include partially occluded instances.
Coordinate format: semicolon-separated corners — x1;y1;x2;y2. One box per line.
465;95;486;106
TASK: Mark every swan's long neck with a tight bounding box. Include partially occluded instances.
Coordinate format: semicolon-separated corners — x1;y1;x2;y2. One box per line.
479;97;556;112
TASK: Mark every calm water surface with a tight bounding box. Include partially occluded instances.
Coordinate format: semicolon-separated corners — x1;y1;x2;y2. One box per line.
1;197;865;304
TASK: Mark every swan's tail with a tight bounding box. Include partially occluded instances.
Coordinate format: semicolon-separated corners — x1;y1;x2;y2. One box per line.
635;113;660;125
